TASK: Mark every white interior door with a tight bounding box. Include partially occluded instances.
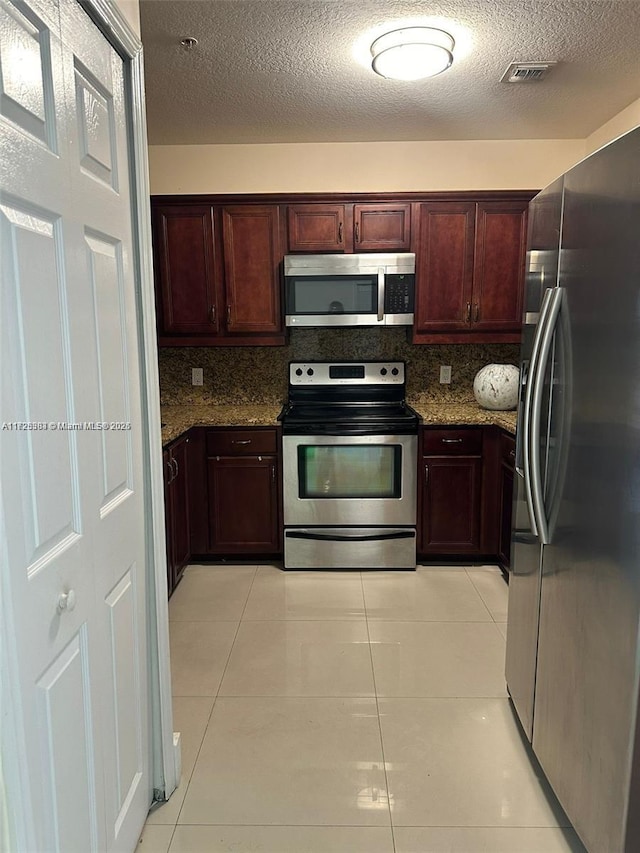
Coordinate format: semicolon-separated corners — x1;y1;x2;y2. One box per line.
0;0;151;850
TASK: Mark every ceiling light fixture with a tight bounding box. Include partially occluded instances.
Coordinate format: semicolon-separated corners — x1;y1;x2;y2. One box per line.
370;27;454;81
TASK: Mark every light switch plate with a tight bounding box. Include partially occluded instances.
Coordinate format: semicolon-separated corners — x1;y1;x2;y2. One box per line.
192;367;204;386
439;365;452;384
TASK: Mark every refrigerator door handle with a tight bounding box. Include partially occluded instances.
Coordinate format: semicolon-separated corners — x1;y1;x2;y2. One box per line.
522;287;555;538
529;287;564;545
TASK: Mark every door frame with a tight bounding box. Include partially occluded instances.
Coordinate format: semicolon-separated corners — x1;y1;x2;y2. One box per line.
0;1;176;847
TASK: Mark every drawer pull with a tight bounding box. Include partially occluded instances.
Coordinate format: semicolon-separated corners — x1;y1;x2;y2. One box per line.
442;438;463;444
232;439;252;445
509;449;516;458
424;464;429;485
466;302;471;322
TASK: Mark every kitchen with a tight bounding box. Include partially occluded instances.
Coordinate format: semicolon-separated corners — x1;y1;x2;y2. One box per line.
1;4;638;850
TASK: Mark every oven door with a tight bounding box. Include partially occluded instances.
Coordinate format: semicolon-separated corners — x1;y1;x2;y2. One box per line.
282;433;417;526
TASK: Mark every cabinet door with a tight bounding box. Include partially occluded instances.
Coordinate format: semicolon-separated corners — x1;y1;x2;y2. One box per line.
163;449;175;595
171;437;191;581
498;463;515;567
415;202;475;333
222;205;283;335
287;204;348;252
354;203;411;251
472;201;527;330
207;455;279;553
154;205;218;335
421;455;482;553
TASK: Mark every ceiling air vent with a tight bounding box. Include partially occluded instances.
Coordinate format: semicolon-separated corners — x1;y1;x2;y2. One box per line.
501;61;557;83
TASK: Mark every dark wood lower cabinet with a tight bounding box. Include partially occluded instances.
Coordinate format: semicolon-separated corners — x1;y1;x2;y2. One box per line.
420;454;483;554
203;427;281;556
418;425;516;561
497;431;516;569
207;454;280;554
164;433;191;596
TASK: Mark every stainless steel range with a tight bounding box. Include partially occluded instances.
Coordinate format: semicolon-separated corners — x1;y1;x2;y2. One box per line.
278;361;420;570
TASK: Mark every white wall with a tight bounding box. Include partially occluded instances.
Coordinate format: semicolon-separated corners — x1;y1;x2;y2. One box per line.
113;0;140;38
583;96;640;156
148;138;585;195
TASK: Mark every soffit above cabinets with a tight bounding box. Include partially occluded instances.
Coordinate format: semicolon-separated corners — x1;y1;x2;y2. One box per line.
140;0;640;146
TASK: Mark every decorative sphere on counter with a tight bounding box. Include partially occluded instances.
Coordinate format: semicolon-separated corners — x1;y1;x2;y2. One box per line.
473;363;520;410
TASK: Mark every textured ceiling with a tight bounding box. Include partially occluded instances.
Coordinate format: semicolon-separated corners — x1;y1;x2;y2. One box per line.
140;0;640;145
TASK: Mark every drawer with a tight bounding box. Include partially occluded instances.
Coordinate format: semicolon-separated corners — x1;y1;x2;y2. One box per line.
422;428;483;455
500;431;516;467
206;428;277;456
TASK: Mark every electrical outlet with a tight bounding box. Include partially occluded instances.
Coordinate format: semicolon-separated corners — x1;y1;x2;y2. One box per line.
191;367;204;386
439;365;452;384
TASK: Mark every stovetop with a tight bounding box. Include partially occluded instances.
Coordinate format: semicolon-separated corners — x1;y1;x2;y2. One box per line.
279;361;420;435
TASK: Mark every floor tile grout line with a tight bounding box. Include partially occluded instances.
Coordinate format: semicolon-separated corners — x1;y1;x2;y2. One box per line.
361;570;397;853
464;567;500;622
171;564;260;828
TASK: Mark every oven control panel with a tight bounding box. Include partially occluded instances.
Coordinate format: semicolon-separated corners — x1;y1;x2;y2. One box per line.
289;362;405;385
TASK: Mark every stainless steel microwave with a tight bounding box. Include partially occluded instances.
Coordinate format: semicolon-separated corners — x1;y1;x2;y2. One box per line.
284;252;415;327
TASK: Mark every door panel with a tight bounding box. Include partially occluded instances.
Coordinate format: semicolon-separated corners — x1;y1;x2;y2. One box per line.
222;205;282;335
36;627;98;852
1;0;150;850
473;201;527;330
421;455;482;552
415;202;475;332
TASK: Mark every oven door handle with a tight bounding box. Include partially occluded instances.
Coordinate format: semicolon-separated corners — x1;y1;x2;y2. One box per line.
285;530;415;543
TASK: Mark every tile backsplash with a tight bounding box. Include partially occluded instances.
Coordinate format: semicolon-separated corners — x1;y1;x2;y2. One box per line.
158;329;519;407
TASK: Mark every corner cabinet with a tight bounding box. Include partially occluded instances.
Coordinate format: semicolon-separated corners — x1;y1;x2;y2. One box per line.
287;202;411;253
152;200;285;346
413;198;530;343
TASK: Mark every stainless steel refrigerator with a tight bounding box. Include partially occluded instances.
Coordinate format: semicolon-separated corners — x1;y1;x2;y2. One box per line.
506;125;640;853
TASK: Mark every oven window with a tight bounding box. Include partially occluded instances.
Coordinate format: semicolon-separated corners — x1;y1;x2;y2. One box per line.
297;444;402;498
287;275;377;315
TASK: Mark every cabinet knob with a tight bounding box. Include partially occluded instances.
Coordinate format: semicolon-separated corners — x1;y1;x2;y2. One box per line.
57;589;76;613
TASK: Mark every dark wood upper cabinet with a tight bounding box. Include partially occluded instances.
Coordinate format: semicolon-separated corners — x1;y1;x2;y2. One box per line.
154;205;218;335
472;201;528;331
287;202;412;253
152;200;285;346
287;204;348;252
415;202;475;334
222;205;283;336
413;196;530;343
353;203;411;251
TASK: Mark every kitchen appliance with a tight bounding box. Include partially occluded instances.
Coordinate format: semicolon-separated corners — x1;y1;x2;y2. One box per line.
506;126;640;853
279;361;419;569
284;252;415;327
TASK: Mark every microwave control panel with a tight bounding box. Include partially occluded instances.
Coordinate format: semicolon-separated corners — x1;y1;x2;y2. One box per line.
385;274;415;314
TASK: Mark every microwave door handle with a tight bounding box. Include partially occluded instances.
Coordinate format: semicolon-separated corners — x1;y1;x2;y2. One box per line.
377;267;385;322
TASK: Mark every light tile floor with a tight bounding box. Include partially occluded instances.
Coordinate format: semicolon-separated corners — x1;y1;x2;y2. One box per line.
139;564;586;853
